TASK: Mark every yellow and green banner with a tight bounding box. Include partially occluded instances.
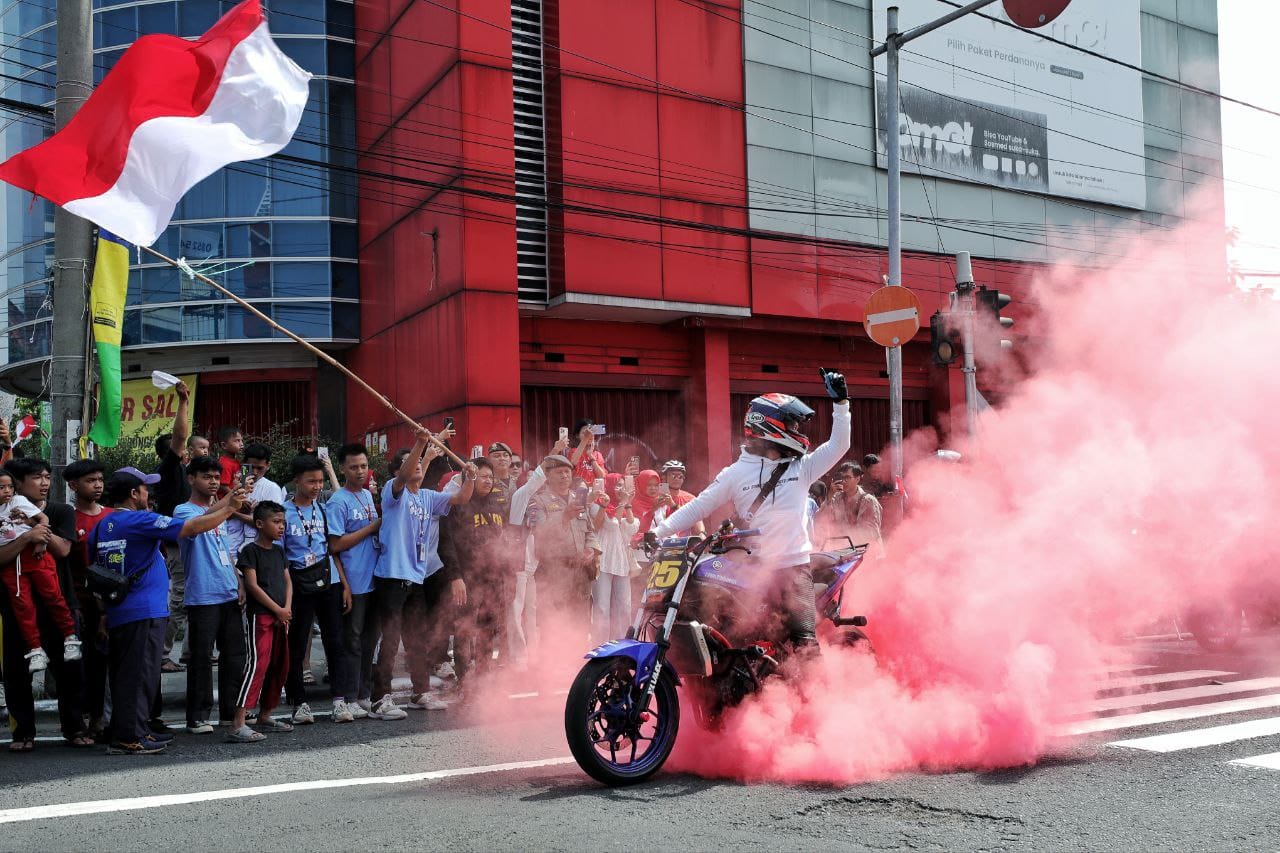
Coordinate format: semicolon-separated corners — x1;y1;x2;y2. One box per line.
87;230;130;447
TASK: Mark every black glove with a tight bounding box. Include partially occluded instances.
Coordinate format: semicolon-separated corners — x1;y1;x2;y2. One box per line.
643;530;658;555
819;367;848;402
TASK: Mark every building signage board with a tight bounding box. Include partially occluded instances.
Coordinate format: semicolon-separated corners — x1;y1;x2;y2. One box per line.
873;0;1146;210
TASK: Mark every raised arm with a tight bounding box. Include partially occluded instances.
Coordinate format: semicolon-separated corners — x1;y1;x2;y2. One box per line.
169;380;192;456
179;488;245;538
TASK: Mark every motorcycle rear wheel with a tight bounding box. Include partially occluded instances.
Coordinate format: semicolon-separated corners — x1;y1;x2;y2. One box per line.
564;657;680;786
1187;605;1244;652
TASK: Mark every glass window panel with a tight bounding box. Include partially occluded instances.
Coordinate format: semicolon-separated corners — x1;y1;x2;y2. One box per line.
182;304;226;340
330;224;356;260
226;224;249;258
249;223;272;257
242;260;272;299
226;304;274;339
7;282;51;326
178;223;223;261
151;226;179;259
178;0;218;36
179;173;226;220
269;0;326;34
327;0;354;39
10;321;51;363
273;303;329;338
227;163;271;217
142;306;181;343
327;40;354;79
331;261;358;299
99;6;136;48
141;267;180;303
272;165;327;216
272;222;328;257
138;2;177;35
272;261;328;297
122;309;141;347
278;38;325;75
331;302;359;339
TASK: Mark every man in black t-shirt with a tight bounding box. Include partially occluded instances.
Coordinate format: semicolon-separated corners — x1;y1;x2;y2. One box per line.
0;458;87;748
152;380;211;671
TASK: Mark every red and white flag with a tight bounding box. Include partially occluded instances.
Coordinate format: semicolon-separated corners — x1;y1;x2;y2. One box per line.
13;415;39;443
0;0;310;247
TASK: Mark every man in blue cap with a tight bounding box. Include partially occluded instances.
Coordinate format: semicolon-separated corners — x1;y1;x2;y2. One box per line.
94;466;245;754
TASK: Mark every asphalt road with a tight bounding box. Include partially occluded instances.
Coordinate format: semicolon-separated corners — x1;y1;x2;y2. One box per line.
4;633;1280;851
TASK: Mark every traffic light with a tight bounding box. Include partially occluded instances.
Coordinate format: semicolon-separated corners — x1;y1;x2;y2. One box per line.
975;286;1013;351
930;310;961;365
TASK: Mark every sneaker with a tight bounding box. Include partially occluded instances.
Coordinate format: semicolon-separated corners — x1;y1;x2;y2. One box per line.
292;703;315;725
108;740;166;755
347;700;368;720
435;661;456;680
186;721;214;735
407;692;448;711
332;699;354;723
25;648;49;673
63;636;83;662
148;718;171;734
367;695;407;721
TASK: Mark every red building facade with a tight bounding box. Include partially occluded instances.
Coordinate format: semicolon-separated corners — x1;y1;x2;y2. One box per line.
345;0;1094;483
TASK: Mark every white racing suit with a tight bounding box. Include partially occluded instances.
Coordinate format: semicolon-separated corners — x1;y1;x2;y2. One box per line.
650;401;851;646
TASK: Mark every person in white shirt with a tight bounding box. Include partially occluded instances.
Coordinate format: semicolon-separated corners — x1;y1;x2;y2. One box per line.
588;473;639;644
225;443;286;558
649;370;851;651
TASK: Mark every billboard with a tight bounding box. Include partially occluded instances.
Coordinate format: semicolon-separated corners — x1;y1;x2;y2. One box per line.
873;0;1146;210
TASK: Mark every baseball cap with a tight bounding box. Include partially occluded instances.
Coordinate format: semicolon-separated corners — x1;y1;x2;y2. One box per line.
108;466;162;489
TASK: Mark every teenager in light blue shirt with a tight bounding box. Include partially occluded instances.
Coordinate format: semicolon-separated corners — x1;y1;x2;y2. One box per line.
173;455;245;733
281;454;353;726
369;427;475;712
325;443;388;718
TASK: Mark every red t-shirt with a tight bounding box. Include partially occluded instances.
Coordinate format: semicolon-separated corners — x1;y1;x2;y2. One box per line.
73;505;115;597
218;455;241;490
574;449;606;486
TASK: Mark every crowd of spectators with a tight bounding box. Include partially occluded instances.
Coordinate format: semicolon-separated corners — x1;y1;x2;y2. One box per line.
0;388;882;756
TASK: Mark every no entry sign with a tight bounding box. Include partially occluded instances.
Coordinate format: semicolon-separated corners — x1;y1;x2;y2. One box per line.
863;285;922;347
1002;0;1072;28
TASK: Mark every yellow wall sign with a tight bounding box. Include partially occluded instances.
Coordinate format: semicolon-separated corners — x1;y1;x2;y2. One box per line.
118;374;198;442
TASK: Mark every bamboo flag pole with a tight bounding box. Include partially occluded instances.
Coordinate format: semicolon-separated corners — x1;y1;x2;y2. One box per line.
141;244;467;468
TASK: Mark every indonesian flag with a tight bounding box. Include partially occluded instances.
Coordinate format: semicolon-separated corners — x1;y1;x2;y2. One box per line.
0;0;310;247
13;415;39;444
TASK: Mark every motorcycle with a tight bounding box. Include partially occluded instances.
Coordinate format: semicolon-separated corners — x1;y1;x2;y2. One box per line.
563;522;871;786
1183;580;1280;652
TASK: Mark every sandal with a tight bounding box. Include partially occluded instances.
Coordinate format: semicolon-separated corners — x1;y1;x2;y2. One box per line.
7;738;34;752
226;726;266;743
68;732;95;748
260;717;294;732
160;660;185;673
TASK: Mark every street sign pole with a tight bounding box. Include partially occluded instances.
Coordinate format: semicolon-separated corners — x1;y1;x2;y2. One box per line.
955;252;980;438
884;5;904;514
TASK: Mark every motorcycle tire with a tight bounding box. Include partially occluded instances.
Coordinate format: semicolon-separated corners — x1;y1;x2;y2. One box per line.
840;627;875;656
1187;606;1244;653
564;657;680;787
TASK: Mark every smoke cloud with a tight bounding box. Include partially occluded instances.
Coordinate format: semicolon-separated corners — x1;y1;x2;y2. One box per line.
666;211;1280;783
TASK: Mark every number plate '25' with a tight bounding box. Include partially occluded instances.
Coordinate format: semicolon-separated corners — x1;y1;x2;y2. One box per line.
647;559;681;589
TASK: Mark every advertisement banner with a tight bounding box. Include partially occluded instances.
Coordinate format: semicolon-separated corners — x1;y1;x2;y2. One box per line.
873;0;1146;210
117;373;199;446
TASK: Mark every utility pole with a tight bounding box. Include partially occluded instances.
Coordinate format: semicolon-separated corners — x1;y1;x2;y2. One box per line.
883;6;904;515
954;252;980;438
50;0;95;490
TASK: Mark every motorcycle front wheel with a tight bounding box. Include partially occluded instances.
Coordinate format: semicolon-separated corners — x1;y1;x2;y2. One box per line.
564;657;680;786
1187;605;1244;652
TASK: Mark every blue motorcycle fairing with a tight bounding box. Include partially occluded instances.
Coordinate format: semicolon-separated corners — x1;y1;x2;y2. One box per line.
692;554;768;591
585;639;668;686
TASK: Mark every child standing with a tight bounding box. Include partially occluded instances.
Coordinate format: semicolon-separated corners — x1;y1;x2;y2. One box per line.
0;471;81;672
215;426;245;498
228;501;292;743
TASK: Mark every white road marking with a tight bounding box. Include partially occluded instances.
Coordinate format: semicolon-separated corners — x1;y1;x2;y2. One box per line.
1098;670;1235;692
1108;716;1280;752
1074;677;1280;715
0;756;577;825
510;692;540;699
1230;752;1280;772
1087;663;1157;678
1058;693;1280;737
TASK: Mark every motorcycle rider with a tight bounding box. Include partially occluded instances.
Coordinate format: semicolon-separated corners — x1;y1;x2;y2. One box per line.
646;369;851;651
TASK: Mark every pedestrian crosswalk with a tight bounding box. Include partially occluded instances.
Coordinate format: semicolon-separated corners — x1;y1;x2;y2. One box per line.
1062;661;1280;773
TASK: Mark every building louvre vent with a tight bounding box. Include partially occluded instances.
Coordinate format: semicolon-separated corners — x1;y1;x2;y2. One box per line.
512;0;549;303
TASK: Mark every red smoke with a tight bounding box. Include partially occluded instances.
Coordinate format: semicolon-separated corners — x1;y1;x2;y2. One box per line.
668;213;1280;783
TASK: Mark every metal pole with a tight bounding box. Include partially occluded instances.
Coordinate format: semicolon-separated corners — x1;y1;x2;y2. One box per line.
50;0;96;490
885;5;904;516
955;251;979;438
870;0;1001;57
